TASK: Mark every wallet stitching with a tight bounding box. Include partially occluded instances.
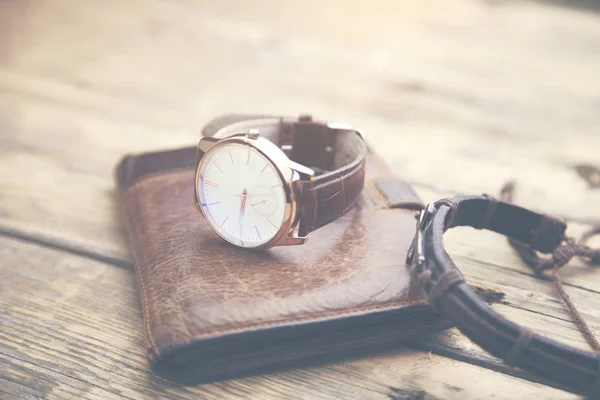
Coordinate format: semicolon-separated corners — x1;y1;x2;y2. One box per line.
136;250;160;357
120;169;429;347
121;199;161;357
168;300;429;341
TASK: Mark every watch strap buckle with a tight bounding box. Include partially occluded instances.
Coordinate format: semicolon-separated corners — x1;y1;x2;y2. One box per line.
406;203;436;270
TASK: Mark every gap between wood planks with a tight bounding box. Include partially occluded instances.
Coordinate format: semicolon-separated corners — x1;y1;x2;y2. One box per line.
0;221;592;395
0;225;131;269
2;235;573;399
406;336;572;394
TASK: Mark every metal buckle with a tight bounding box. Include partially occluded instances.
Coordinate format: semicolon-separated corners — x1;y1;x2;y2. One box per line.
406;203;436;270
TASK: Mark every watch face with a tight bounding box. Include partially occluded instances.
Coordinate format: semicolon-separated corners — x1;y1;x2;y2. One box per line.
197;142;287;248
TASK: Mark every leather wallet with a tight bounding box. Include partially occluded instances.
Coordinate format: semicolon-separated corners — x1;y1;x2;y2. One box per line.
115;118;451;383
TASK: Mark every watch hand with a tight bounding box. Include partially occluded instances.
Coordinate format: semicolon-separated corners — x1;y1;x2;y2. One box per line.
239;188;247;235
251;199;269;207
234;193;272;197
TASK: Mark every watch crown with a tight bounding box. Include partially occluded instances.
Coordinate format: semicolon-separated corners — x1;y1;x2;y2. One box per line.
298;113;312;122
246;129;259;139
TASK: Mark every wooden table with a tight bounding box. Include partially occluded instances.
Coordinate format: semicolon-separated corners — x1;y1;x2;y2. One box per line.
2;1;600;398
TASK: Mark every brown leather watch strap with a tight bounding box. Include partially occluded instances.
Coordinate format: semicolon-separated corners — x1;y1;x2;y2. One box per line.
201;114;367;237
408;195;600;397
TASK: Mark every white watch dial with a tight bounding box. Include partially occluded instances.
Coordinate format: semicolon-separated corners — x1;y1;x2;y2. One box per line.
197;142;287;247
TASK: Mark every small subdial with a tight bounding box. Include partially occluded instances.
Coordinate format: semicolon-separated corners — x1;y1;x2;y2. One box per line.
249;185;278;217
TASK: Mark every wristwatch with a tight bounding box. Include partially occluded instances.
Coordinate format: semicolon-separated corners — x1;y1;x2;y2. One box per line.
194;114;367;249
407;195;600;397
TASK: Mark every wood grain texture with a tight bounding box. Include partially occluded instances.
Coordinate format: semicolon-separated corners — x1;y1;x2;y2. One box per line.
0;237;576;400
0;0;599;398
1;0;600;259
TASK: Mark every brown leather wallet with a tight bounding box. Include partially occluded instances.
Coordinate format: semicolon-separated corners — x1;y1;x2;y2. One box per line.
115;115;450;383
408;196;600;397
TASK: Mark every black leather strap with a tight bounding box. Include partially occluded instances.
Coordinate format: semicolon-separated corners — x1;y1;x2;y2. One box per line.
412;195;600;397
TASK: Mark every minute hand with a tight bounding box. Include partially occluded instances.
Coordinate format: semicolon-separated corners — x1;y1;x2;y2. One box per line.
238;189;248;235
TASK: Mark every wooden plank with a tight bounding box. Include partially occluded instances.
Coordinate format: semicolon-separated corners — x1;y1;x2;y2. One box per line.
1;0;600;397
0;0;599;264
0;236;576;399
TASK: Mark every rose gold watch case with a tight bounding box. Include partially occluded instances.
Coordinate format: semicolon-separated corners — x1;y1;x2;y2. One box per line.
194;133;314;249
